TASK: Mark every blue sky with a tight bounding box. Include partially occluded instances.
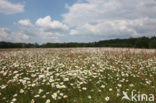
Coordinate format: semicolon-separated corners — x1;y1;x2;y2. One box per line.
0;0;75;27
0;0;156;43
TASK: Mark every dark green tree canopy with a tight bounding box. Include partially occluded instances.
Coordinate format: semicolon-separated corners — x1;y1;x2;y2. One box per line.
0;36;156;48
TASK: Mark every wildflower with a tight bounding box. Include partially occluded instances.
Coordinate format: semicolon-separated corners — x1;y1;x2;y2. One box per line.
146;80;151;85
70;83;74;86
105;96;110;101
51;83;55;88
117;93;120;97
57;90;60;93
117;89;120;92
39;74;45;79
98;89;102;92
34;95;40;98
109;88;112;91
49;79;53;83
117;84;122;88
45;99;50;103
64;78;69;81
31;99;35;103
82;87;87;90
52;93;57;100
61;85;66;89
32;83;36;87
13;71;18;74
60;93;64;96
20;89;24;93
12;98;16;102
38;89;43;94
101;85;105;88
56;84;61;88
88;95;92;99
129;83;134;87
63;95;68;99
42;95;46;98
0;85;7;89
12;92;16;96
60;82;64;85
58;96;62;99
46;92;50;94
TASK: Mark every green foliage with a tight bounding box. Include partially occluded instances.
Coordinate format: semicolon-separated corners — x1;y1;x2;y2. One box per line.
149;40;156;48
0;36;156;48
135;37;150;48
0;42;39;48
39;36;156;48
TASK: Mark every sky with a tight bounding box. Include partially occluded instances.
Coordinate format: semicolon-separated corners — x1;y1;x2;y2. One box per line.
0;0;156;43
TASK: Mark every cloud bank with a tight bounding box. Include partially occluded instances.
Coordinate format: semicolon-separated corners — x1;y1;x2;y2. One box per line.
0;0;24;14
63;0;156;39
0;28;29;42
0;16;69;43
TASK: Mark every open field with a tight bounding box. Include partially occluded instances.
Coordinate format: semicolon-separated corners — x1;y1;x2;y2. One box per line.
0;48;156;103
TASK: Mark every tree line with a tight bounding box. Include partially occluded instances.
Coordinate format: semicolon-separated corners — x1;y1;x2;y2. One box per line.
0;36;156;48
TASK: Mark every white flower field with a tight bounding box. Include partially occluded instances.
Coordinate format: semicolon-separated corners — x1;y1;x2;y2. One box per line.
0;48;156;103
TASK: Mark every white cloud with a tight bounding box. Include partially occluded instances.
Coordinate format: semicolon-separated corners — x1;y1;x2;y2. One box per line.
63;0;156;38
0;0;24;15
21;33;29;40
70;18;153;36
16;16;67;43
11;32;29;42
32;28;63;43
35;16;69;31
0;27;29;42
0;28;8;41
18;19;33;27
70;29;78;35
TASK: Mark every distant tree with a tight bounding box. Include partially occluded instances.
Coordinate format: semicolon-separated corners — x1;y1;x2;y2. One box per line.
1;36;156;48
34;43;39;48
135;37;149;48
149;40;156;48
151;36;156;40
